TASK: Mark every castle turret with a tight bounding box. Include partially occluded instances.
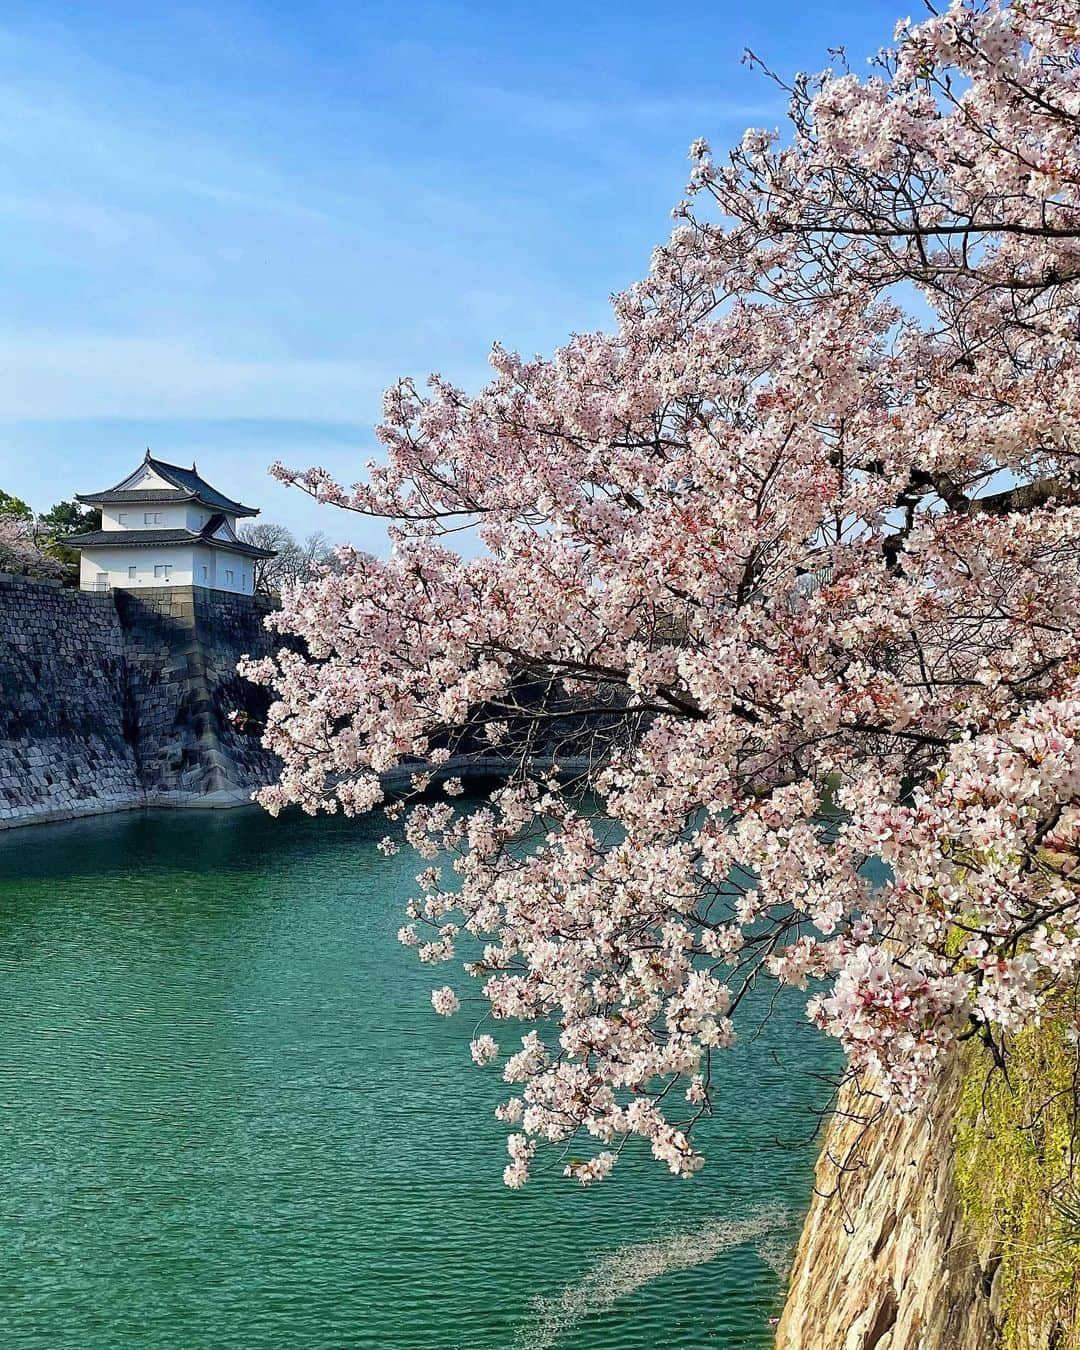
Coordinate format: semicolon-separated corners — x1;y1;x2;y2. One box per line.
68;452;275;595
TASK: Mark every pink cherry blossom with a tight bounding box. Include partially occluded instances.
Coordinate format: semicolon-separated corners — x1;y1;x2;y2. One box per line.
469;1035;499;1066
0;515;69;580
245;0;1080;1186
430;986;460;1017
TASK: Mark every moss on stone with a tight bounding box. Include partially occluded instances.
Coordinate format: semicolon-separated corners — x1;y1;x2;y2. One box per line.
955;1015;1080;1348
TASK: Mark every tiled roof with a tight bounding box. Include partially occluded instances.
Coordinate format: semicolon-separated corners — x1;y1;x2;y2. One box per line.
147;457;260;516
76;454;260;517
74;489;192;505
66;526;276;559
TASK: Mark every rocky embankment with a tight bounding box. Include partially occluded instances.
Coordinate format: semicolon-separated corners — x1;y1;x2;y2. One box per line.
0;570;604;829
775;1064;998;1349
778;1023;1080;1350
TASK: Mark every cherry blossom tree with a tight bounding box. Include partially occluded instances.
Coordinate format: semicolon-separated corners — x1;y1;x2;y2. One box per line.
0;514;70;581
245;0;1080;1186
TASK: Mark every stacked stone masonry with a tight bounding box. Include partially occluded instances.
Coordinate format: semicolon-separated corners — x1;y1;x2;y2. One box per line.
776;1063;998;1350
0;573;281;828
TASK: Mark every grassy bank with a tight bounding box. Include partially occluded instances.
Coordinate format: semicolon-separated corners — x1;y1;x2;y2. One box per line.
955;1014;1080;1348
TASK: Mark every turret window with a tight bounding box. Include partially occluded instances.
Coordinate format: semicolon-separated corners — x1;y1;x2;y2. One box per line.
154;564;172;580
144;512;162;525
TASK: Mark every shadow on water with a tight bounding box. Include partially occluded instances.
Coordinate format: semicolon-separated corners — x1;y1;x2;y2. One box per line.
0;805;385;883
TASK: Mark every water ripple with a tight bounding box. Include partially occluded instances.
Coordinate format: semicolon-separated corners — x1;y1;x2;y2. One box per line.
0;809;838;1349
516;1209;791;1350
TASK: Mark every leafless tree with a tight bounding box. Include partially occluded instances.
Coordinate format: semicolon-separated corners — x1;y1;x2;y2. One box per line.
239;522;343;596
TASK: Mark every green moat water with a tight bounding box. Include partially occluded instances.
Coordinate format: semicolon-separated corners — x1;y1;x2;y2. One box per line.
0;808;839;1348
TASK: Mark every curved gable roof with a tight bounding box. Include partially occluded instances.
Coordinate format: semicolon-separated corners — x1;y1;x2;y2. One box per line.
76;453;260;517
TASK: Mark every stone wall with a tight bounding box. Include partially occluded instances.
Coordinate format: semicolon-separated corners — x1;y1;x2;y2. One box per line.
775;1063;1000;1350
0;575;282;828
0;573;141;825
113;586;279;804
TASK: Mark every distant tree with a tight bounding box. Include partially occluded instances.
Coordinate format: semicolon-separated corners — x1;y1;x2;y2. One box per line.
35;500;101;577
0;490;72;578
238;522;294;595
294;530;346;581
0;491;32;521
238;522;342;596
39;500;101;535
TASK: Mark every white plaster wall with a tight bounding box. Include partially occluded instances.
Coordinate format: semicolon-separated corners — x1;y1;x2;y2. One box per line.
79;544;256;594
192;544;215;590
80;545;196;591
102;504;192;531
206;547;254;594
101;505;242;533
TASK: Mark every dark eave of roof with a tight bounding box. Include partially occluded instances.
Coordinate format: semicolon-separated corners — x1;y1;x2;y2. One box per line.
75;489;195;506
76;452;260;517
66;527;276;559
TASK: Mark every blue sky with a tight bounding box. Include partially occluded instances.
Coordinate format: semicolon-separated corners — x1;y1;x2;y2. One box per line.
1;0;904;551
